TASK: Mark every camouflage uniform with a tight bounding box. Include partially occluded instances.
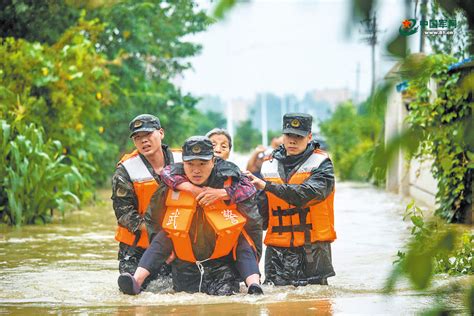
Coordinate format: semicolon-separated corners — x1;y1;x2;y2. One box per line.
112;145;175;281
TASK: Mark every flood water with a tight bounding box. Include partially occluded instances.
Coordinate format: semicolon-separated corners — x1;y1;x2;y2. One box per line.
0;182;470;315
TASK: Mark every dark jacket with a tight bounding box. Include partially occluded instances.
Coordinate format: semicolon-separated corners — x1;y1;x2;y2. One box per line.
145;160;262;294
258;141;336;285
146;159;263;258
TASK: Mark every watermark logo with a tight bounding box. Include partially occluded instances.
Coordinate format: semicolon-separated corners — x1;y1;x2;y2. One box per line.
399;18;457;36
399;19;418;36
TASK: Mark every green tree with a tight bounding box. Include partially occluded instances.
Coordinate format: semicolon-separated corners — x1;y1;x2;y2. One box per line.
267;130;282;144
234;119;261;153
0;1;213;225
0;0;212;173
320;101;382;181
90;1;212;153
191;110;227;136
0;1;81;44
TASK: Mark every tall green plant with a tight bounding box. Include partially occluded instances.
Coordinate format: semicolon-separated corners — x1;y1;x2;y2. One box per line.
0;121;83;225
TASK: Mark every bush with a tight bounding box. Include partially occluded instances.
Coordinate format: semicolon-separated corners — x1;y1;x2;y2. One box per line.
402;54;472;222
0;120;84;225
393;202;473;278
387;201;473;314
0;19;114;188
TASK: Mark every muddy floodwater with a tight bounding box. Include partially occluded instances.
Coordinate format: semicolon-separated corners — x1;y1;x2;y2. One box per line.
0;182;470;315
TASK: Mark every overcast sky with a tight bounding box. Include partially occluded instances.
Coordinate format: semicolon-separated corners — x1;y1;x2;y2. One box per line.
180;0;416;100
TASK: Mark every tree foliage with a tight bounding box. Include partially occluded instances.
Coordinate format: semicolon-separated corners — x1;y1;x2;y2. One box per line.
234;119;262;153
191;110;227;136
0;1;212;225
0;18;113;194
0;0;81;44
90;1;212;152
402;54;472;223
320;100;383;181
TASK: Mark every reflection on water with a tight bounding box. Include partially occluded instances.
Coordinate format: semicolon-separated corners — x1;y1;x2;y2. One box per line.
0;183;469;314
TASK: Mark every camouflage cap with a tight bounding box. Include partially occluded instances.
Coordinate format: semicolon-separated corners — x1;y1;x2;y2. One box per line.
129;114;161;138
182;136;214;162
282;113;312;137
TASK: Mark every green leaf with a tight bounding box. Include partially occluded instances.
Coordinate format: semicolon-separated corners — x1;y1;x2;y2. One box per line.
405;251;433;290
436;230;457;252
411;215;424;228
383;262;403;293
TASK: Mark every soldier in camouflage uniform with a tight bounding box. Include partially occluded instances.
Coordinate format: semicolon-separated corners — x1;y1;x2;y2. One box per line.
112;114;177;288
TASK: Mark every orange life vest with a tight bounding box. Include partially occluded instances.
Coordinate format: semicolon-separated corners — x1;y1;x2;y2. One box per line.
114;150;157;248
162;187;247;263
261;149;336;248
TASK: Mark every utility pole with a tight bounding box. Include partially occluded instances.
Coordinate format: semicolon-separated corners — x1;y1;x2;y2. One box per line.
355;62;361;104
360;14;380;97
261;94;268;147
226;100;234;156
419;0;428;52
281;96;287;120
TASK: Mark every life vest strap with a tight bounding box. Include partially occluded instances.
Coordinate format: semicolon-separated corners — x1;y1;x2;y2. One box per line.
271;205;314;263
124;230;142;261
271;206;309;217
300;207;313;264
272;224;312;233
271;206;311;236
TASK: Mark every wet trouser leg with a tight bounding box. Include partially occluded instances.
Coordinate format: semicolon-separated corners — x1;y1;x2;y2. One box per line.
235;237;260;281
206;261;240;295
264;242;335;286
138;230;173;273
172;258;240;295
118;243;162;288
118;242;145;274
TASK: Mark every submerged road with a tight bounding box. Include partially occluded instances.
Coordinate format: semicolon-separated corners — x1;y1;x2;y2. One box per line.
0;180;467;314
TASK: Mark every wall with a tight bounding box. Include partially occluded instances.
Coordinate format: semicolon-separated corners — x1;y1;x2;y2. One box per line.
384;84;438;209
